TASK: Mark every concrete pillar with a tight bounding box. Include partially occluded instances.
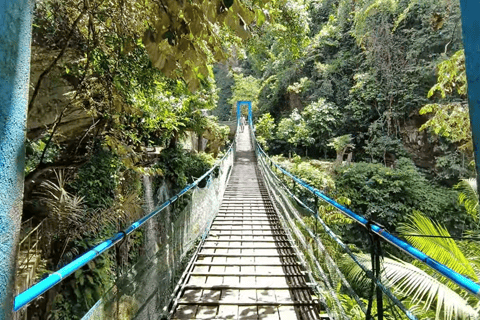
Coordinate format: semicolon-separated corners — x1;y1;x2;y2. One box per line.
0;0;34;317
460;0;480;195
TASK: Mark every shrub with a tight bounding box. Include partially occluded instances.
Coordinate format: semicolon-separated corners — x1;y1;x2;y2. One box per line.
155;146;216;190
71;150;122;209
334;158;469;235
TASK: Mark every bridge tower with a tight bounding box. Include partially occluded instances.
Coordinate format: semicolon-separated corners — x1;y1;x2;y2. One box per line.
236;101;253;127
0;0;34;317
460;0;480;196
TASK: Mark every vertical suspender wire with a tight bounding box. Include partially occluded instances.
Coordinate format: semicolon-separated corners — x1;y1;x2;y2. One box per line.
256;143;480;298
254;138;417;320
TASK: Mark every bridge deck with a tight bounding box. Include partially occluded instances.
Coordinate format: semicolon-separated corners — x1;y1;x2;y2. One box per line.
173;128;324;320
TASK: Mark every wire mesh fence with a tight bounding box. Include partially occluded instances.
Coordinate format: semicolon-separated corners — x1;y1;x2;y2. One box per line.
255;142;418;320
256;150;351;320
82;149;234;320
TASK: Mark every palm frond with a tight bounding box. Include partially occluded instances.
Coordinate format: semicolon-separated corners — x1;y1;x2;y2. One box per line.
455;179;479;221
343;253;478;320
457;236;480;285
41;170;85;229
398;211;477;281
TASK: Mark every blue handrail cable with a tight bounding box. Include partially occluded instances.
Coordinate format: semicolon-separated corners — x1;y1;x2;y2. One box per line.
256;151;416;319
254;143;480;297
13;139;236;312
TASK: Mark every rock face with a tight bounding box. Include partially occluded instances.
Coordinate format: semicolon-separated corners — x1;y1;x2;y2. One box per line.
27;46;92;141
401;114;439;170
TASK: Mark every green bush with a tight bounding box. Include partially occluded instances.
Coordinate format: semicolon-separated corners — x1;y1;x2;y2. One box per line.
273;155;335;191
155;146;216;190
71;150;122;209
272;155;335;210
334;158;469;235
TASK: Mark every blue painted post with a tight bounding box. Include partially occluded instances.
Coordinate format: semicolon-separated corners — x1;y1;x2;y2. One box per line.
0;0;34;316
236;101;252;127
247;101;252;127
460;0;480;195
236;101;241;126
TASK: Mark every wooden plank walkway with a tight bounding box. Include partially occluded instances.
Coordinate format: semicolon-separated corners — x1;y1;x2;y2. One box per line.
172;128;325;320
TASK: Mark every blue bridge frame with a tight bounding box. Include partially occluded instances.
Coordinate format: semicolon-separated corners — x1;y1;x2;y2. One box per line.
460;0;480;192
236;100;253;126
2;0;480;316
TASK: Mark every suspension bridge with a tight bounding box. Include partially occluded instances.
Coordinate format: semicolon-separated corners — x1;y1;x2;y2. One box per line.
2;1;480;319
170;127;324;320
10;102;480;319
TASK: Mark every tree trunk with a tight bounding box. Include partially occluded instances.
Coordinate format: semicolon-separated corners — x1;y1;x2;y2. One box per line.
346;152;353;165
336;151;343;163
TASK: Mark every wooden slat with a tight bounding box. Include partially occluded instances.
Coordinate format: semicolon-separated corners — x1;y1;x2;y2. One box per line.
202;245;291;249
190;272;306;277
194;262;301;267
197;253;296;257
177;300;319;306
184;284;313;290
203;239;290;243
171;130;325;320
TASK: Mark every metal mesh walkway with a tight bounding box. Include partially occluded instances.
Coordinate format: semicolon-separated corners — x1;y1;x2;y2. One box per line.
172;128;325;320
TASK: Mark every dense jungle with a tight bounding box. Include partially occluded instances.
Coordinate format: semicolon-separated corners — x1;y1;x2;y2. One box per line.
16;0;479;319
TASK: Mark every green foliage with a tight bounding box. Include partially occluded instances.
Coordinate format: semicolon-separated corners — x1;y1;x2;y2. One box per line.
156;146;216;190
25;137;61;175
273;155;335;191
276;115;296;142
72;255;114;310
51;236;115;319
245;0;465;177
228;73;262;115
287;77;311;94
328;134;354;153
202;116;230;156
213;64;235;120
455;179;479;222
353;0;398;45
420;103;472;153
245;0;313;116
279;109;314;149
340;294;410;320
302;99;340;142
328;134;355;164
334;158;465;233
255;113;276;141
273;98;340;156
420;50;472;155
318;196;354;226
400;211;477;280
343;253;478;319
142;0;270;90
30;1;269;318
433;147;472;184
30;0;241;177
428;50;467;99
364;134;406;163
272;155;335;209
364;120;408;164
71;150;122;209
50;293;75;320
342;211;480;319
255;112;276;150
